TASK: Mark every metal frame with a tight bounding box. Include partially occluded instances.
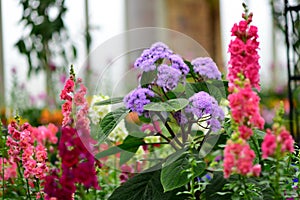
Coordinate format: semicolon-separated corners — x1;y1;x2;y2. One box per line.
284;0;300;142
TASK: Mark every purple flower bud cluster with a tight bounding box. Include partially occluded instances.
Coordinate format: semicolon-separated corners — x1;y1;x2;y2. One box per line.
185;91;224;132
156;64;181;92
169;54;190;75
191;57;221;80
124;88;155;115
134;42;173;72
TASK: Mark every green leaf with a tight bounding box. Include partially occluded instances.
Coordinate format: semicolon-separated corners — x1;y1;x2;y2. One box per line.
186;80;228;102
96;135;145;159
97;107;129;142
207;84;223;103
94;97;124;106
140;70;157;87
144;98;189;112
161;150;206;192
205;171;231;199
119;135;145;165
185;82;207;98
108;167;188;200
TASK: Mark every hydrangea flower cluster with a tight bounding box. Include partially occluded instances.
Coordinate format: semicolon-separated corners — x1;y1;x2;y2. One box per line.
134;42;173;72
227;12;261;91
157;64;182;92
134;42;189;88
169;54;190;75
185;91;224;132
45;72;100;200
124;88;154;116
191;57;222;80
224;12;264;178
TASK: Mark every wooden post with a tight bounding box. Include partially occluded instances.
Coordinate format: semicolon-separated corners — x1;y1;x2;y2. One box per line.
165;0;223;70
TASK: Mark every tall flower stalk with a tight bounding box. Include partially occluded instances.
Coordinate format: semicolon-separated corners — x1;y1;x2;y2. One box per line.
223;5;264;179
44;66;100;200
261;103;294;199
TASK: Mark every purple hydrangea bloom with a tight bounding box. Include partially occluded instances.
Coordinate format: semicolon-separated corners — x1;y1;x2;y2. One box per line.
134;42;173;72
156;64;181;92
185;91;224;132
124;88;155;115
150;42;173;59
169;54;190;75
191;57;221;80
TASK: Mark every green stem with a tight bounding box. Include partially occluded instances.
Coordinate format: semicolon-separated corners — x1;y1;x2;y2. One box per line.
155;112;182;149
241;175;250;200
16;162;31;199
274;157;281;199
198;129;212;152
25;179;32;200
250;135;262;169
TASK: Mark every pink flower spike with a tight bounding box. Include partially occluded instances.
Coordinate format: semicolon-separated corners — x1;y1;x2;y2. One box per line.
261;129;277;158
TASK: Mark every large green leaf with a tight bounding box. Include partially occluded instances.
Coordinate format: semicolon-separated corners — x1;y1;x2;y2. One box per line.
140;70;157;87
97;107;129;142
161;150;206;192
94;97;124;106
96;135;145;159
144;98;189;112
205;171;231;200
108;167;188;200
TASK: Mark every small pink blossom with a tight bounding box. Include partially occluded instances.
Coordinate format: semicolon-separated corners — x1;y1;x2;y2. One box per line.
279;128;294;153
251;164;261;177
262;127;294;159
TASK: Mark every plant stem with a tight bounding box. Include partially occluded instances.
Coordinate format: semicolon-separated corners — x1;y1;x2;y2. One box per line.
16;162;31;199
241;175;250;200
25;179;32;200
250;135;263;170
155;112;182;149
144;142;169;145
198;129;212;152
274;157;281;199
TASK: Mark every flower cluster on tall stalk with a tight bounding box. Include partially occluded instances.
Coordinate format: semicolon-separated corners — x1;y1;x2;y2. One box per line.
5;118;58;199
261;103;295;198
223;7;265;179
44;66;100;200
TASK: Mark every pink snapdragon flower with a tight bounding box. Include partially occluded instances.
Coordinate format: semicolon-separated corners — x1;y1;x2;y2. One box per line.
228;82;264;130
227;13;261;91
0;157;17;181
262;127;294;159
31;123;58;145
224;140;261;178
